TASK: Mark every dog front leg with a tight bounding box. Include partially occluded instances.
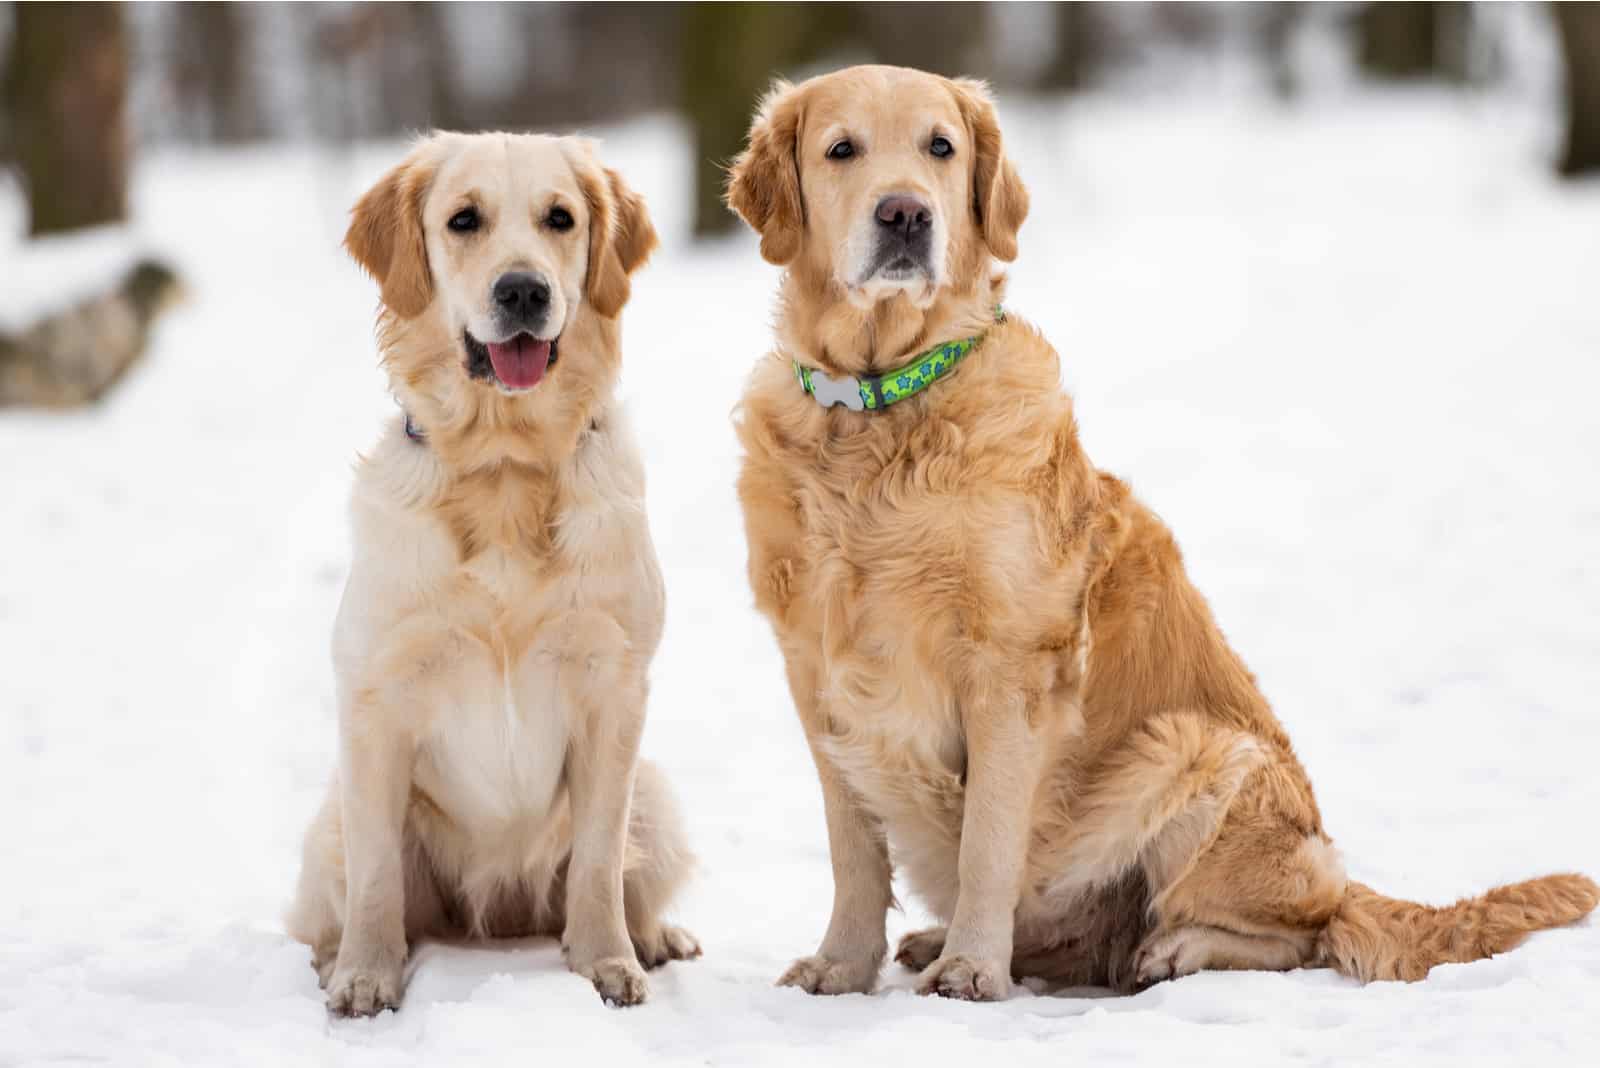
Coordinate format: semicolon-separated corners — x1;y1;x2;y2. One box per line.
778;660;894;995
326;691;416;1017
916;687;1043;1001
560;631;652;1007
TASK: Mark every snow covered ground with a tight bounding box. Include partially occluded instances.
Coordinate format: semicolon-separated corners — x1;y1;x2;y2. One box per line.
4;91;1599;1066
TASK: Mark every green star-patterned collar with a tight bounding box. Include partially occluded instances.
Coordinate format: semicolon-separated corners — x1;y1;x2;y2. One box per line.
794;308;1005;411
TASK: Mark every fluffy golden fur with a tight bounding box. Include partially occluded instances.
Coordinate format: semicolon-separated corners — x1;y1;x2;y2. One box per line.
288;132;697;1016
727;64;1596;999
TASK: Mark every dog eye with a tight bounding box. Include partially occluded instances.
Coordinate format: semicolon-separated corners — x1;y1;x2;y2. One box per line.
546;206;574;232
447;208;480;233
929;136;954;159
826;139;855;161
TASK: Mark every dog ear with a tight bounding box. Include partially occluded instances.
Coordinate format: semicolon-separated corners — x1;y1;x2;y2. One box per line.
578;159;660;320
951;78;1029;263
344;142;438;319
726;79;805;266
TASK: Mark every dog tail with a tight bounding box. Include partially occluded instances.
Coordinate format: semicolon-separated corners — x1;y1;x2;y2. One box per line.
1317;873;1598;981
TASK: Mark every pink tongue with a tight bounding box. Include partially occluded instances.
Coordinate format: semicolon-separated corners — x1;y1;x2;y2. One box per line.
486;335;552;390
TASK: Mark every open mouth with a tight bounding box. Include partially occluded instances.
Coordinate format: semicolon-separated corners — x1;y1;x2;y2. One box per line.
463;330;559;391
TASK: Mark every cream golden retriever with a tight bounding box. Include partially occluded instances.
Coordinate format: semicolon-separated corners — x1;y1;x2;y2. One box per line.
727;65;1597;1000
288;132;698;1016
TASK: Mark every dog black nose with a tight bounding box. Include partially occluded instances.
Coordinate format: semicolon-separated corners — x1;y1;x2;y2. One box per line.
875;195;932;238
493;272;550;316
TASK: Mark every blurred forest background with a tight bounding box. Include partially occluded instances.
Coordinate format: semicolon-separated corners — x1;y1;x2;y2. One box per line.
5;2;1600;238
1;1;1598;404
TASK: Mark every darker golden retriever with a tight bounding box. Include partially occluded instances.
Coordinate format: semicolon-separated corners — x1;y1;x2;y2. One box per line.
727;64;1596;999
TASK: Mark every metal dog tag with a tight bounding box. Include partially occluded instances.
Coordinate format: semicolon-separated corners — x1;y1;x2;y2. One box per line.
809;369;866;411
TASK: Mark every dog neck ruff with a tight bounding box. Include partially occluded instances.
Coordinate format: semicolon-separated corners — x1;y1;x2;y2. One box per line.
793;308;1004;411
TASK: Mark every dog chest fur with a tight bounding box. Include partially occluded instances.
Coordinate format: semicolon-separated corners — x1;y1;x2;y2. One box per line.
334;416;659;851
759;439;1087;917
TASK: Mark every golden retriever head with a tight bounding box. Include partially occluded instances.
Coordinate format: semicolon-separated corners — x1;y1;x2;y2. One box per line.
346;132;655;404
727;65;1027;312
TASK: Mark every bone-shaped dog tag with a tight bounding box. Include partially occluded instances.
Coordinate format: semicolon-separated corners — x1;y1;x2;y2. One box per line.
809;369;865;411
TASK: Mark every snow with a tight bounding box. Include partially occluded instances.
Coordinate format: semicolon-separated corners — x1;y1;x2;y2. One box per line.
0;210;154;333
4;93;1599;1067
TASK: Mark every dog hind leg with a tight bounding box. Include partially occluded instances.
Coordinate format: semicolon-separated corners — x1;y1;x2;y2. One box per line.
622;759;701;968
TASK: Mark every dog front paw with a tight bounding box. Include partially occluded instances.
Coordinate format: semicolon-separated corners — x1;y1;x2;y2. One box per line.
776;953;880;995
578;955;651;1007
326;960;403;1017
916;953;1011;1001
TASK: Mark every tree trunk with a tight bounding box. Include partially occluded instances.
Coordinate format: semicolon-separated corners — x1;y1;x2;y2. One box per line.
3;2;129;236
680;3;815;239
853;3;987;78
1555;2;1600;177
412;3;461;132
172;3;264;142
1041;3;1103;92
1259;3;1302;99
1356;2;1470;82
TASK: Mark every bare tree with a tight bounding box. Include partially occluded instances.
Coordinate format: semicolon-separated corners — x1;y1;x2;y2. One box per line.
3;2;129;236
171;3;264;142
1258;2;1302;98
680;3;842;238
852;3;987;77
1041;3;1109;92
1356;2;1471;82
1555;2;1600;176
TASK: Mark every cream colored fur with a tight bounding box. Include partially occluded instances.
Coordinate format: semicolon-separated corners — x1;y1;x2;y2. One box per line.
287;132;698;1016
